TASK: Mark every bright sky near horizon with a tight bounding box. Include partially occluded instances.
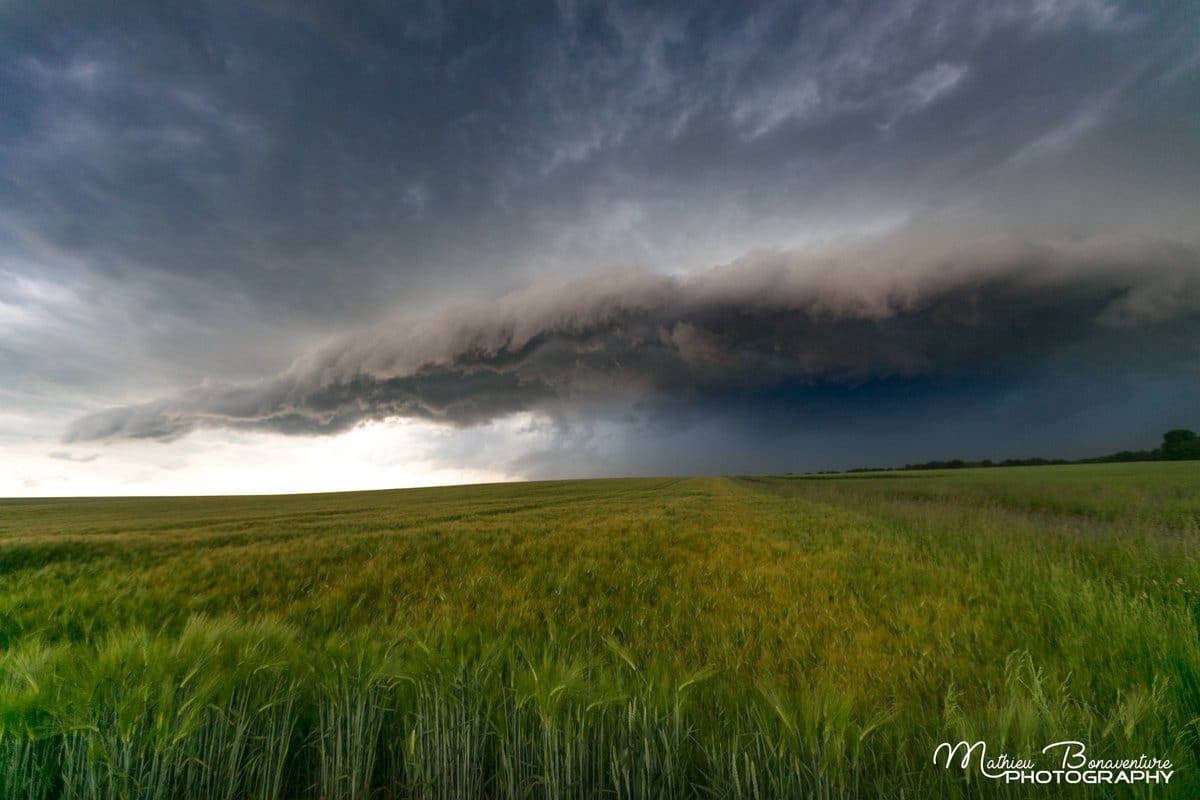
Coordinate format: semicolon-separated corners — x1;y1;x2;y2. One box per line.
2;0;1199;495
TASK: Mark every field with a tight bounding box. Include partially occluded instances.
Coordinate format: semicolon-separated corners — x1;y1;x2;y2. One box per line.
2;463;1198;798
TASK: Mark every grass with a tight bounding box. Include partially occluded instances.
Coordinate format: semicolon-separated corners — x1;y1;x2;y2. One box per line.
1;463;1198;797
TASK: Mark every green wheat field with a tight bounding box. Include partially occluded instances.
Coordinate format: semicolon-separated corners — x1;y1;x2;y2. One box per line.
2;462;1198;798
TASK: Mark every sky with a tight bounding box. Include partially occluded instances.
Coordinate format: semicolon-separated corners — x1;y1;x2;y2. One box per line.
2;0;1198;496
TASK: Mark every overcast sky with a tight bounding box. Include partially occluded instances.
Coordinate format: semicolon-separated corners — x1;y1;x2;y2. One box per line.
2;0;1198;495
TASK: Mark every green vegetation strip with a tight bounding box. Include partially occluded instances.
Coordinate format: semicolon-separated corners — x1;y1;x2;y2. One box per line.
2;464;1198;797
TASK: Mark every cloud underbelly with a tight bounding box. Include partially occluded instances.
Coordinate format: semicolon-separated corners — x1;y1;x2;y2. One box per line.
63;237;1200;443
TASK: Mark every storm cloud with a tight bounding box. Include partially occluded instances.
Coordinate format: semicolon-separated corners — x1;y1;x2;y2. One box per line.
65;235;1200;444
3;0;1199;492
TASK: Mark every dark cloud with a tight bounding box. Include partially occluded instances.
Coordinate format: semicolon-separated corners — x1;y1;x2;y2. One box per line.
64;235;1200;444
3;0;1196;324
2;1;1199;488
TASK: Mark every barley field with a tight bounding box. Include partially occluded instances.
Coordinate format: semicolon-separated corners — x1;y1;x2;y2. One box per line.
2;462;1198;798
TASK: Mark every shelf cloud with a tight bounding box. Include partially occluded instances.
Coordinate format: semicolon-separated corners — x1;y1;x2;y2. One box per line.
2;0;1198;491
66;235;1200;444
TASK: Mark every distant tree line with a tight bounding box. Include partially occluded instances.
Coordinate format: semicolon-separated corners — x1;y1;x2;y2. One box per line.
843;429;1200;473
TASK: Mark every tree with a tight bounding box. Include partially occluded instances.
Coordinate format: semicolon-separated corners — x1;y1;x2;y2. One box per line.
1160;429;1200;460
